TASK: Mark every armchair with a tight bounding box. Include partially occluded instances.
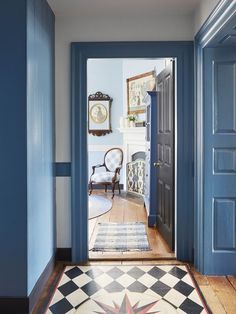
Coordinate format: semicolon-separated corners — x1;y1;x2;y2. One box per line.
89;148;123;198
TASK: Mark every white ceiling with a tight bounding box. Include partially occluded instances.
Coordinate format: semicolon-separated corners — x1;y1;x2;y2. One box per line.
47;0;201;17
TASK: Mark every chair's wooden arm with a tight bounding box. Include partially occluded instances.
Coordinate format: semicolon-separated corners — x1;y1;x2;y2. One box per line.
91;164;105;176
112;166;122;182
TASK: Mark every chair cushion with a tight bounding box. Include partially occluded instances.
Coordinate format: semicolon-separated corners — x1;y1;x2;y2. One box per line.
105;149;123;172
91;171;120;183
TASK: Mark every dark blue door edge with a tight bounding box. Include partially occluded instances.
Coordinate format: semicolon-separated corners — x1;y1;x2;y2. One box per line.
71;41;194;263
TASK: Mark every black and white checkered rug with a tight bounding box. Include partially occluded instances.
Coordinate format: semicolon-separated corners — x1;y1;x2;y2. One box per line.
91;222;150;252
47;265;209;313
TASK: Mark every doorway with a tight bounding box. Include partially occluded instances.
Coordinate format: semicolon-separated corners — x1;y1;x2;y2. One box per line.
87;58;175;260
71;42;194;263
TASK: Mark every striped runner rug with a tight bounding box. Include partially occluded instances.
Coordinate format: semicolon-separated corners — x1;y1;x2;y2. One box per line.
91;222;151;251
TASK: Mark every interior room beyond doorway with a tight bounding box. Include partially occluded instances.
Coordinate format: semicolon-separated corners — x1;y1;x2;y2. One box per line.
87;58;176;260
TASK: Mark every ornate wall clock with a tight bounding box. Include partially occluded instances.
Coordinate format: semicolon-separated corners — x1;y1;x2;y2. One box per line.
88;91;112;136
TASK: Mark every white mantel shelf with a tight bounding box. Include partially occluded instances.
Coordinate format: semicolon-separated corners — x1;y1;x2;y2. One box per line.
117;127;146;134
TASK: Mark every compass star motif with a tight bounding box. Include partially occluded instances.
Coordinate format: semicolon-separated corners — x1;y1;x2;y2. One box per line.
93;293;159;314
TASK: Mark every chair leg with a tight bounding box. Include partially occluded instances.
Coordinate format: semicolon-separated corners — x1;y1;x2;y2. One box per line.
89;182;93;195
118;182;121;194
112;182;115;199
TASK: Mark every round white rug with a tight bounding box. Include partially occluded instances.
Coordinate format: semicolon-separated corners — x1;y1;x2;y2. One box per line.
89;195;112;219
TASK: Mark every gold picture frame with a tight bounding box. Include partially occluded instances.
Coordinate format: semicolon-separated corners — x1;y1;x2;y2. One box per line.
127;70;156;115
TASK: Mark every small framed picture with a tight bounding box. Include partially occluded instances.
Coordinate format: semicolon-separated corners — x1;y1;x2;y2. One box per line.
127;71;156;115
88;92;112;136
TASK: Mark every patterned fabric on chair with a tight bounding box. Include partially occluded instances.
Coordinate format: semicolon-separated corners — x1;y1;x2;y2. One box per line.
89;148;123;198
91;172;120;183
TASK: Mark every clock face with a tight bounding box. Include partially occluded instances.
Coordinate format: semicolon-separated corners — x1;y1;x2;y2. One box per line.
90;103;108;124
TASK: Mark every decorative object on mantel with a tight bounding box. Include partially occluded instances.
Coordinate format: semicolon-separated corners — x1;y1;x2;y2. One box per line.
88;91;112;136
135;121;146;127
127;70;156;115
127;114;137;127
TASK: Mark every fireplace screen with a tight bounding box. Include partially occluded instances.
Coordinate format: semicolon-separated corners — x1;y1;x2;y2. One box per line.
127;152;145;195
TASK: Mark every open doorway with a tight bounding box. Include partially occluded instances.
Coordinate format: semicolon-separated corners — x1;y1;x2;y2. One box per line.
71;42;194;263
87;58;176;260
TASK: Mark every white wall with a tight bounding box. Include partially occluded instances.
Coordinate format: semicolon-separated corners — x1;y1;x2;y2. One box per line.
194;0;220;34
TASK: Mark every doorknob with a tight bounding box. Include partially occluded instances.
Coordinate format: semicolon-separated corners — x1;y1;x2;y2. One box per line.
153;162;162;168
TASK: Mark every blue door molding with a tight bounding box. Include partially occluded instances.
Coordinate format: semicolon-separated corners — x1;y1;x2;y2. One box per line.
71;42;194;262
194;1;236;274
54;162;71;177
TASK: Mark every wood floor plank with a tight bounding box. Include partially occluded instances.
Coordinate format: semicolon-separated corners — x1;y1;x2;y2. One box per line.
137;204;147;222
88;261;122;265
208;277;236;314
142;259;182;265
227;276;236;291
199;285;226;314
88;218;97;242
190;267;209;286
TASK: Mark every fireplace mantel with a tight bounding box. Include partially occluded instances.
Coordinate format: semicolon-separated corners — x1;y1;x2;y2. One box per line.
117;127;146;191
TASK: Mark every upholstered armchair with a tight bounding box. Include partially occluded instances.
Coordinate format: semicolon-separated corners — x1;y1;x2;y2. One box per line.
89;148;123;198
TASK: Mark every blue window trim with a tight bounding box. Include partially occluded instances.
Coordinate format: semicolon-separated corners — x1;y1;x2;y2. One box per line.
194;0;236;273
71;41;194;262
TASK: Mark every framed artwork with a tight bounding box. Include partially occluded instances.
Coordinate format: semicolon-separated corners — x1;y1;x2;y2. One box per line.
88;91;112;136
127;70;156;114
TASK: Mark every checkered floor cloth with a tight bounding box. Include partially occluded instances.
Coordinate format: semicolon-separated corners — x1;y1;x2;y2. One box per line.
46;265;210;314
91;222;150;252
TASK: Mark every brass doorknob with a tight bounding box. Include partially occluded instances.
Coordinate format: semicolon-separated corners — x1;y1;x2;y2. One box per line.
153;162;161;168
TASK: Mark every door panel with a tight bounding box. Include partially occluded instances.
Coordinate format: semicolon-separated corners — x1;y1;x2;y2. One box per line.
158;82;164;133
204;47;236;274
156;61;175;250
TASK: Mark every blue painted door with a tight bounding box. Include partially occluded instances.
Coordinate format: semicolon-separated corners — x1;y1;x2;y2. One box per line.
156;61;175;250
204;47;236;274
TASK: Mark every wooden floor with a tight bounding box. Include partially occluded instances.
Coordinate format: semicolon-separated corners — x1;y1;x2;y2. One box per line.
89;191;174;260
32;260;236;314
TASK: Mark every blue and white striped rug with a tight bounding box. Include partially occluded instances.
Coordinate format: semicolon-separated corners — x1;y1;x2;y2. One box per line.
91;222;151;251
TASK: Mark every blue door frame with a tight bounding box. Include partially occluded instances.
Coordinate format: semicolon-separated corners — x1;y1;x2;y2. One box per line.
71;42;194;262
194;0;236;274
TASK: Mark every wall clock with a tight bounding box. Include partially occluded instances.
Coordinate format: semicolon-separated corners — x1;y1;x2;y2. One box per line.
88;91;112;136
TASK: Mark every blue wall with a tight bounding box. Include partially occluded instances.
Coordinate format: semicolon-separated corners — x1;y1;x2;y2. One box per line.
87;59;123;181
27;0;55;295
0;0;55;299
87;59;123;146
0;0;28;297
